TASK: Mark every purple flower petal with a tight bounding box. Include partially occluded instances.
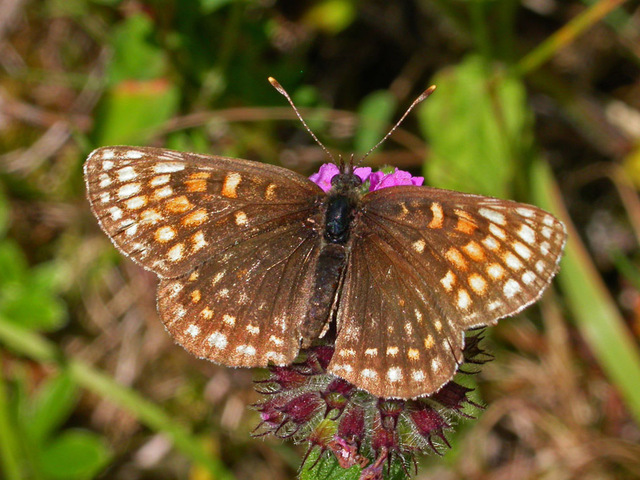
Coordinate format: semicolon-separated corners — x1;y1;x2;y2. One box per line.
353;167;372;183
309;164;340;192
369;168;424;191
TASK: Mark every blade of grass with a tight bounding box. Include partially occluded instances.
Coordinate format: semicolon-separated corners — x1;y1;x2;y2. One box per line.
0;318;235;480
517;0;631;76
530;159;640;424
0;356;24;480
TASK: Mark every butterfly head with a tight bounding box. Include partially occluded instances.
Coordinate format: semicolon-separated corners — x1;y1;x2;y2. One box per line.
330;155;363;194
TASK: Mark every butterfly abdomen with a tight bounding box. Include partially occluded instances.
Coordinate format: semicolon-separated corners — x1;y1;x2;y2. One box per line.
299;189;360;346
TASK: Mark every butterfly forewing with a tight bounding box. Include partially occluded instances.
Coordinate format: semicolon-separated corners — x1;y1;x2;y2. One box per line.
329;186;566;398
84;146;323;278
86;145;327;368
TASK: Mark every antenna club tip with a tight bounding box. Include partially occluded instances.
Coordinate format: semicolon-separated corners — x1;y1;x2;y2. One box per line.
268;77;286;94
418;85;437;101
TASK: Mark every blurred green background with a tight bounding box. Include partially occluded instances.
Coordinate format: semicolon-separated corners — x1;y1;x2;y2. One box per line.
1;0;640;479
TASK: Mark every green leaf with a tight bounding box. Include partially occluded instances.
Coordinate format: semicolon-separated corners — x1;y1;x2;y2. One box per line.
0;284;67;332
200;0;235;14
300;449;408;480
0;186;9;239
0;241;28;287
92;79;180;146
418;55;533;198
25;373;78;445
300;450;361;480
303;0;357;34
108;13;166;84
39;430;110;480
354;90;397;155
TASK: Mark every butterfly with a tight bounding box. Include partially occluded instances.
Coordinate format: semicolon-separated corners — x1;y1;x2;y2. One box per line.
84;79;566;399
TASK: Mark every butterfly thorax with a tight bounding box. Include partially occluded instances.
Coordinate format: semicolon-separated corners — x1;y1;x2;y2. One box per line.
324;173;363;244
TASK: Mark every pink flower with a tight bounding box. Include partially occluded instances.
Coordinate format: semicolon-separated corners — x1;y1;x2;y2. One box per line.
369;168;424;191
309;164;423;192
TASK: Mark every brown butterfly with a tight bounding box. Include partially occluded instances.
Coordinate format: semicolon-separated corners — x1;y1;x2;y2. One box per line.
84;79;566;398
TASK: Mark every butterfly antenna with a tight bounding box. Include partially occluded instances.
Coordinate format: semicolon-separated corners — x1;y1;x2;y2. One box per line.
358;85;437;165
268;77;337;164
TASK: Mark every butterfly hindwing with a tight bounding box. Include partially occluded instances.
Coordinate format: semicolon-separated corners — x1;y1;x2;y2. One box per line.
329;185;566;398
84;146;323;278
157;220;322;367
330;227;464;398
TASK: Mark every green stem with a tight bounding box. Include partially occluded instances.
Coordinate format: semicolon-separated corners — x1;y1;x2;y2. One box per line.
468;2;492;60
0;319;235;480
517;0;630;75
0;356;24;480
496;0;518;62
531;159;640;425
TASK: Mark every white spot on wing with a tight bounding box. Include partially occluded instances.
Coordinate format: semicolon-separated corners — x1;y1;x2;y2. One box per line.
186;324;200;337
124;150;144;159
154;186;174;198
457;289;471;309
99;174;111;188
387;367;402;382
109;207;123;220
167;243;184;262
154;162;185;173
117;166;137;182
541;242;550;255
101;149;115;160
431;358;441;372
522;271;536;285
482;235;500;251
518;224;536;244
362;369;377;379
479;208;506;225
513;242;532;259
125;196;147;210
208;332;227;349
504;252;523;270
516;207;535;218
489;223;507;240
236;345;256;356
150;174;171;186
503;279;521;298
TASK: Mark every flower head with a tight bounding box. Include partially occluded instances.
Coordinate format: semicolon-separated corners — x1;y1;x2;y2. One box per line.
252;332;491;477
